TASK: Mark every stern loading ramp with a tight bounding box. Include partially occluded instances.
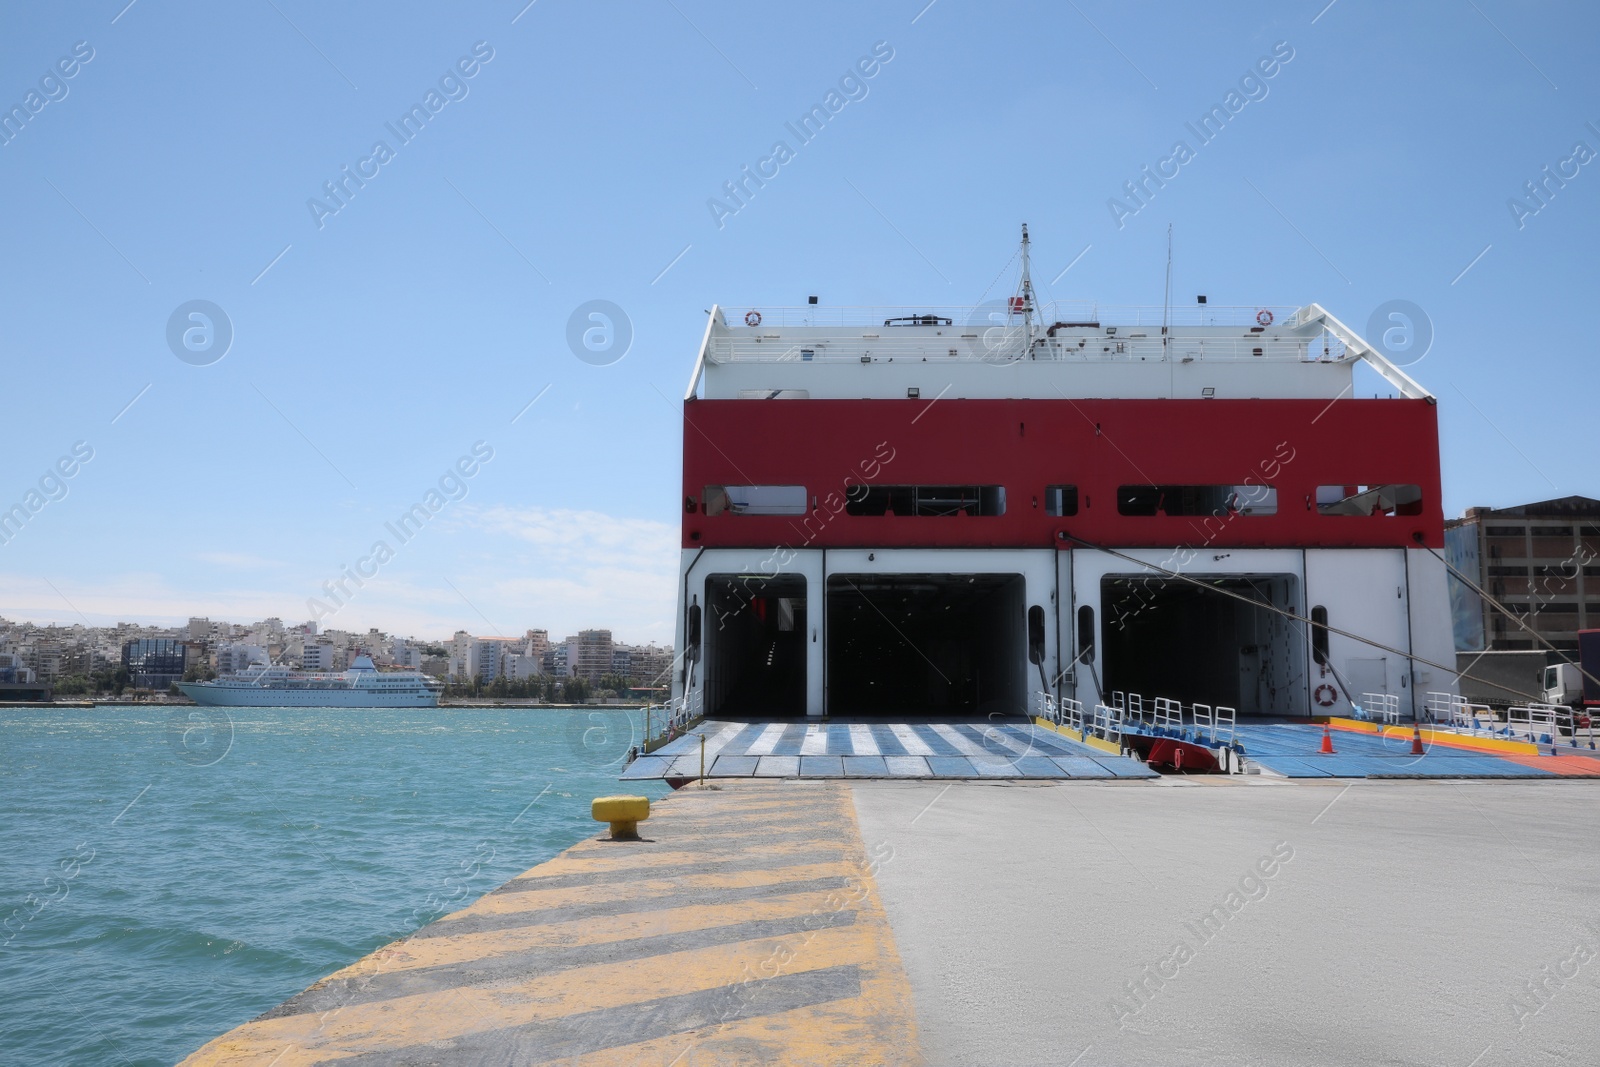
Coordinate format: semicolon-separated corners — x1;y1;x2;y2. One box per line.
624;717;1600;782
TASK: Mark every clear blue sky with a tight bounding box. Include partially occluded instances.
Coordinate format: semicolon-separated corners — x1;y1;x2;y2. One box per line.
1;0;1593;643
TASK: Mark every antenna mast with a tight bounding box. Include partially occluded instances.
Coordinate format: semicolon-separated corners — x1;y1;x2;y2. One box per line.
1162;223;1173;357
1018;222;1035;352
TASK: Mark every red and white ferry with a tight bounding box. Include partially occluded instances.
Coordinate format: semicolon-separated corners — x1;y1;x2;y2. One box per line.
670;228;1454;725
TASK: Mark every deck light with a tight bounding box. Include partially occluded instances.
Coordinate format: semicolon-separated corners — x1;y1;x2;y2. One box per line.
907;387;920;399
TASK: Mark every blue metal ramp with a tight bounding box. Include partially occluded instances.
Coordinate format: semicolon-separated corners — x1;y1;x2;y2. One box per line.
1234;723;1557;779
620;720;1158;781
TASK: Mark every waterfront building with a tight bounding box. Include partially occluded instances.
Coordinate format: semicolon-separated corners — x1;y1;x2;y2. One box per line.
122;638;187;689
1445;496;1600;652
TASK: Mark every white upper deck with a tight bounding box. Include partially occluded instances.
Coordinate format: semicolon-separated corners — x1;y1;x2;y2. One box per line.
686;301;1431;403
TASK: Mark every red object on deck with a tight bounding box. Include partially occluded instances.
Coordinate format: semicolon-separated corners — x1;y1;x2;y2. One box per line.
1320;726;1335;754
1410;726;1425;755
1145;737;1224;773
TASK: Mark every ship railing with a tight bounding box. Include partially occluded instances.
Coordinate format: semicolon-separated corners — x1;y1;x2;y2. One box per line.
1153;697;1183;732
1062;697;1085;733
706;332;1337;366
718;303;1306;331
1356;692;1401;725
1032;689;1056;722
1090;703;1122;744
1506;703;1566;744
641;689;704;752
1212;706;1236;746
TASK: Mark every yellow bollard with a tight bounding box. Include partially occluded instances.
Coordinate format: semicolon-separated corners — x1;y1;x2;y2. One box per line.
591;795;650;840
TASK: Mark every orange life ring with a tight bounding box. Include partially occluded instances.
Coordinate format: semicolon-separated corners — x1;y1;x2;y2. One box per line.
744;310;762;327
1314;683;1338;707
1256;309;1274;326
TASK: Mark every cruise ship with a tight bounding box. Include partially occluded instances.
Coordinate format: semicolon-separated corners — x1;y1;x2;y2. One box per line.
177;655;442;707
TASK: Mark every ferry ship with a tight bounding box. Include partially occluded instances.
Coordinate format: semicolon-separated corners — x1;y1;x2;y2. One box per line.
177;655;442;707
669;226;1455;724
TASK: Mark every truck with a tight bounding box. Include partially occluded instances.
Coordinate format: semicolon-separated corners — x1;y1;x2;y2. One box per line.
1539;629;1600;717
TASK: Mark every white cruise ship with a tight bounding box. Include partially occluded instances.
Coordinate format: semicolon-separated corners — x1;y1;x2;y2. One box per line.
177;655;442;707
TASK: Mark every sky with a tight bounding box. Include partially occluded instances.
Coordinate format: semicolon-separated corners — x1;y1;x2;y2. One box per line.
0;0;1594;643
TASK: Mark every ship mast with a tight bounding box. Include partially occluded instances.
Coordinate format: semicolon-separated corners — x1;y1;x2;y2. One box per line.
1018;222;1035;352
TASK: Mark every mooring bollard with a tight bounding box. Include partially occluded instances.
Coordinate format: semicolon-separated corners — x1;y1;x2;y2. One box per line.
592;795;650;840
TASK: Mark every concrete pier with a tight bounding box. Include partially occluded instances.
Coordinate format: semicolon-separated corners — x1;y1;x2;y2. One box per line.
181;782;919;1066
185;775;1600;1065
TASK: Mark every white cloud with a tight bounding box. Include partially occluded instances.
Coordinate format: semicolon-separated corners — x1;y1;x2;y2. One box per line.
0;507;682;644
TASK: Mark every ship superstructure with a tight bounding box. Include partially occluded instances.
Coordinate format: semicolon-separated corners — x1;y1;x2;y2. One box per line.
178;654;441;707
670;228;1454;722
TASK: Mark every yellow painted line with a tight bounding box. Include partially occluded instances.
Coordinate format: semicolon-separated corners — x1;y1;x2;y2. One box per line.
181;782;921;1067
332;881;870;978
438;860;857;922
1034;716;1124;756
1328;717;1541;755
182;924;881;1063
505;835;850;880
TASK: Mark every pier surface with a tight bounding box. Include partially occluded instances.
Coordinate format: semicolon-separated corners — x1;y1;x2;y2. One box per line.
856;778;1600;1066
182;782;919;1066
186;776;1600;1065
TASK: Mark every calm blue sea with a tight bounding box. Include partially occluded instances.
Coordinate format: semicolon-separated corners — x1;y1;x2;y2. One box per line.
0;705;668;1066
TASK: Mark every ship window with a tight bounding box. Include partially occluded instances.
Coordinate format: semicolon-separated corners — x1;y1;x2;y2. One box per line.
1116;484;1277;517
1310;605;1329;666
1315;484;1423;517
843;485;1006;517
702;485;807;516
1045;485;1079;517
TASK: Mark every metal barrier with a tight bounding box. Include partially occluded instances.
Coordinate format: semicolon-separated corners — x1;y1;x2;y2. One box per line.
1063;698;1085;733
1091;703;1122;744
643;689;703;751
1153;697;1183;732
1358;692;1401;725
1505;704;1563;744
1032;690;1058;723
1125;693;1146;727
1192;703;1212;742
1424;691;1454;723
1213;706;1237;746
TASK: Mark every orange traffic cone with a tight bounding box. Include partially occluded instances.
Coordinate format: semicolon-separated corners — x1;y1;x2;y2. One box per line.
1410;726;1424;756
1320;725;1335;754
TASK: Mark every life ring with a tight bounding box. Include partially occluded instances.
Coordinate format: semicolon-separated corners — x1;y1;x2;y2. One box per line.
744;310;762;327
1314;683;1338;707
1256;309;1274;327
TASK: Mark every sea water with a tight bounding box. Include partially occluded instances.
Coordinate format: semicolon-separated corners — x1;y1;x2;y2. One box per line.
0;705;668;1065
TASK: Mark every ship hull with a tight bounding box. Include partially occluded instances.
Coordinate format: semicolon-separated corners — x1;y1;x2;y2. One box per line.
177;683;440;708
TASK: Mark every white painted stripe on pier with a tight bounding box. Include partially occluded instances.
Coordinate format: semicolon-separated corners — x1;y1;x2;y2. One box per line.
889;724;935;756
800;725;830;755
848;724;879;756
745;723;787;756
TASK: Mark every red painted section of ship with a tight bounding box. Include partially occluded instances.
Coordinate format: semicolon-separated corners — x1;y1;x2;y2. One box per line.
681;397;1443;550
